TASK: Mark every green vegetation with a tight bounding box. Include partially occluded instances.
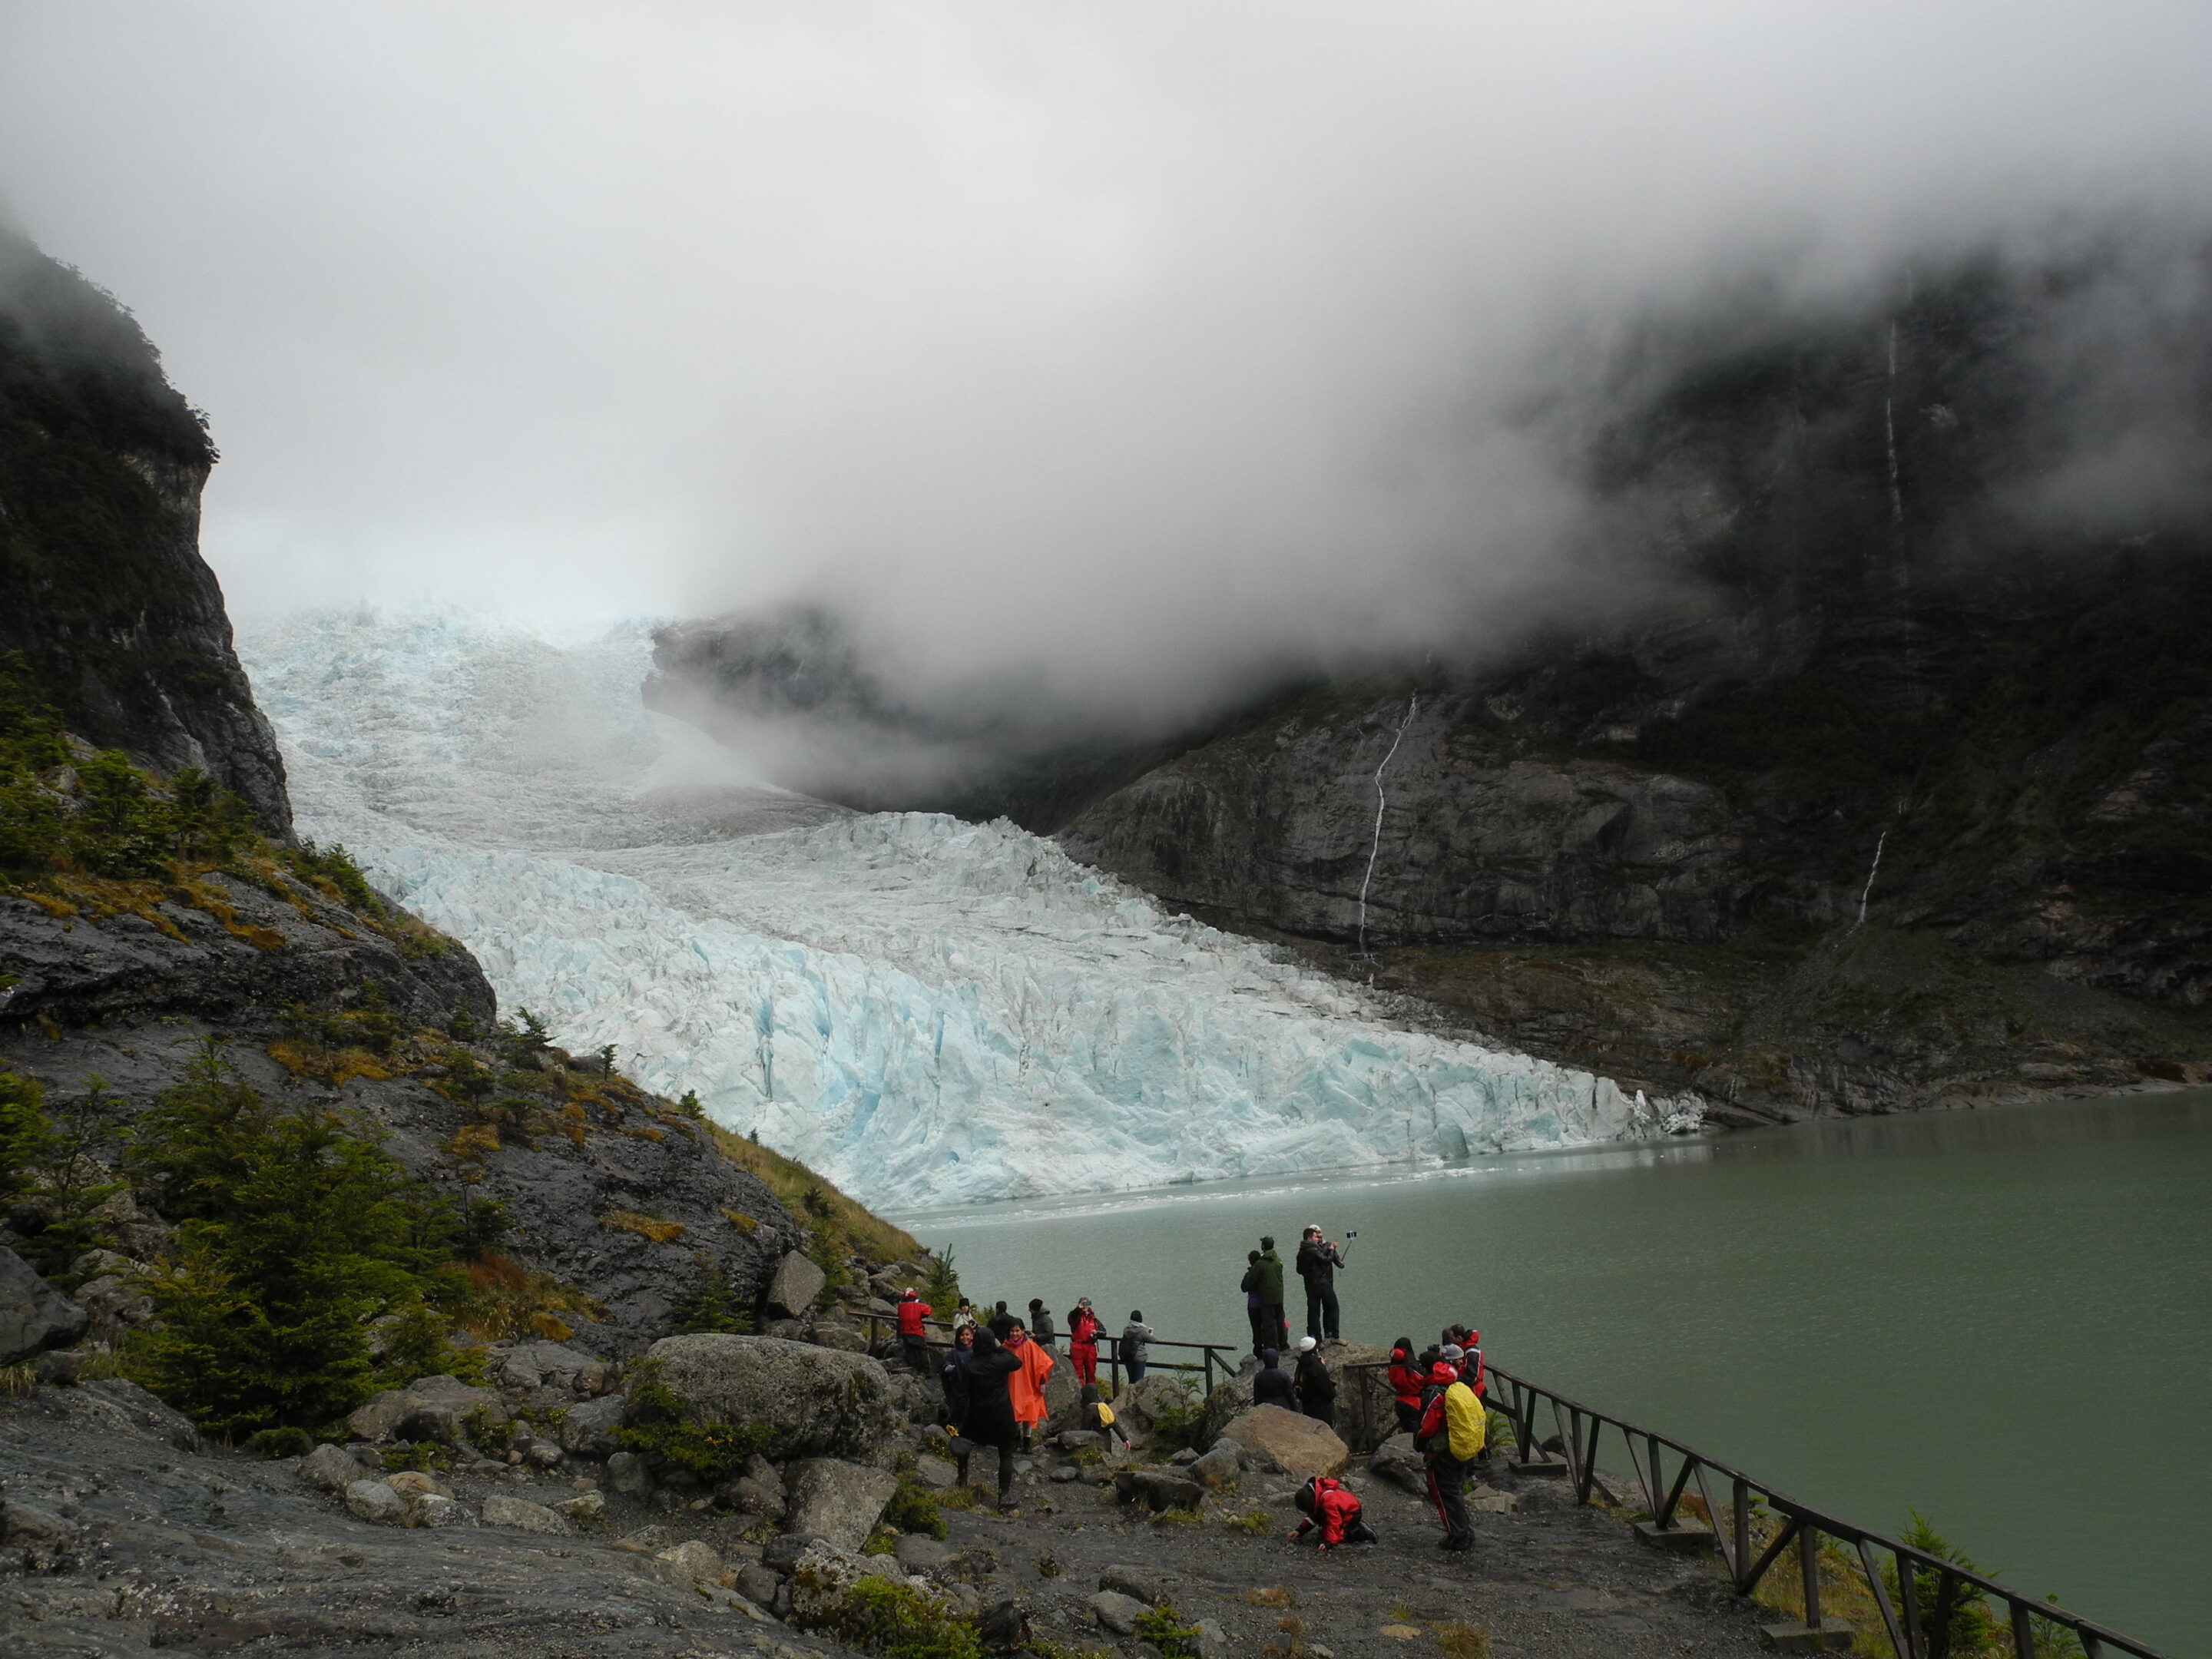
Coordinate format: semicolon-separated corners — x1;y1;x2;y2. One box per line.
1882;1512;1998;1658
667;1251;752;1335
1140;1380;1208;1452
0;1068;127;1277
613;1361;770;1483
1133;1604;1204;1659
882;1475;949;1539
796;1575;985;1659
705;1118;920;1269
123;1041;463;1436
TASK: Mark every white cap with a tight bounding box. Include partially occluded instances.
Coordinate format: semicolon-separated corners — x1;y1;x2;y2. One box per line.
1298;1336;1318;1351
1439;1343;1465;1361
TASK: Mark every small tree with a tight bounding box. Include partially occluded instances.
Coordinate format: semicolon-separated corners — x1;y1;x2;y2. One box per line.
668;1251;750;1334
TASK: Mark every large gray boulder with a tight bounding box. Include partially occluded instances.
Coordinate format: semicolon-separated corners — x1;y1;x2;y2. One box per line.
639;1333;893;1460
347;1375;505;1442
0;1245;89;1364
557;1392;628;1455
765;1252;827;1319
785;1459;899;1551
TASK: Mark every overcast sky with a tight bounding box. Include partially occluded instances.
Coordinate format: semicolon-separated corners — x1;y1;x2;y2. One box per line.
6;2;2212;713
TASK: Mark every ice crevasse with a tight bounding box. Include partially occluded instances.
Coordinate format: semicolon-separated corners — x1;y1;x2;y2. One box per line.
240;611;1701;1210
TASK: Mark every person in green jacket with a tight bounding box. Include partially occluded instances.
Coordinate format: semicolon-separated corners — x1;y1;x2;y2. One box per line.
1253;1236;1287;1354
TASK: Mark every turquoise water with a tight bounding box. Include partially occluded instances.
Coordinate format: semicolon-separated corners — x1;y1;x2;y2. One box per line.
899;1092;2212;1655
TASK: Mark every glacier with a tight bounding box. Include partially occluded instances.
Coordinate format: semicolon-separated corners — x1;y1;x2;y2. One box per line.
239;610;1700;1210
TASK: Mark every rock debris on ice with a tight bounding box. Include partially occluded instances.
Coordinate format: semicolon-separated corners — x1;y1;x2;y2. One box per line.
241;611;1701;1207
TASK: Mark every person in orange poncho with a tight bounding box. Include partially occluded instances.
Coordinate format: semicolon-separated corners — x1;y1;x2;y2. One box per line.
1005;1321;1057;1452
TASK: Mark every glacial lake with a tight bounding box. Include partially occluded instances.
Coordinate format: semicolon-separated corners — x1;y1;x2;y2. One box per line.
898;1090;2212;1655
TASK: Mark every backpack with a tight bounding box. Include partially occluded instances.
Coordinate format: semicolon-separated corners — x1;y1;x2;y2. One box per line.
1118;1333;1137;1366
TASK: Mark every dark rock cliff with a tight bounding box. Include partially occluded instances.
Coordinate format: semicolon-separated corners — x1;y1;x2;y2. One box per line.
1063;247;2212;1120
0;226;287;833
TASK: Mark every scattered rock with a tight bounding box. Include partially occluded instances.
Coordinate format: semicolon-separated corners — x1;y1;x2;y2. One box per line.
894;1534;958;1574
1469;1486;1517;1514
765;1251;828;1318
911;1455;959;1490
655;1539;723;1582
1219;1406;1349;1482
556;1392;628;1455
1369;1432;1428;1495
605;1450;654;1498
346;1376;503;1442
553;1490;606;1529
481;1493;571;1535
719;1474;787;1517
1099;1565;1167;1606
0;1244;90;1363
640;1333;893;1461
1049;1465;1081;1483
616;1525;674;1554
343;1480;406;1526
0;1498;79;1543
1196;1618;1230;1659
762;1532;828;1572
297;1443;360;1493
494;1339;603;1392
407;1493;467;1528
1168;1447;1199;1465
735;1563;783;1608
807;1322;871;1354
1190;1443;1242;1488
785;1457;900;1551
1089;1590;1150;1635
1113;1469;1204;1512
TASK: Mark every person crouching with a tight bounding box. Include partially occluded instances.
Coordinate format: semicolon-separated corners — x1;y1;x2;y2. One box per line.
1287;1475;1376;1551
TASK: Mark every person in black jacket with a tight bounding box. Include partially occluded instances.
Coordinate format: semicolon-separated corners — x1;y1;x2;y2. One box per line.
938;1324;975;1426
1239;1250;1268;1355
1295;1225;1345;1342
955;1329;1025;1511
1027;1299;1058;1351
1251;1348;1296;1410
1293;1336;1338;1428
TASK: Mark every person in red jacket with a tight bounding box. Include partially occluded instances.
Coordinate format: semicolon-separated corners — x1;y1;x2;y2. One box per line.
1287;1475;1377;1551
896;1288;934;1374
1388;1336;1424;1434
1066;1298;1104;1388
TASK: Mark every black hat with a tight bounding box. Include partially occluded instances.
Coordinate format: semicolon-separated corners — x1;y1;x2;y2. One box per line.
1260;1235;1275;1250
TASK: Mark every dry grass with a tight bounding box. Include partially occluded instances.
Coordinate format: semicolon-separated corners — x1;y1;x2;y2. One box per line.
1432;1624;1491;1659
267;1039;395;1087
599;1210;687;1243
706;1121;920;1262
446;1124;502;1159
1241;1586;1297;1609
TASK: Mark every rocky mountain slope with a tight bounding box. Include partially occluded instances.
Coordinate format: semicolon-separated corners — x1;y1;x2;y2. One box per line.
0;225;287;833
1056;249;2212;1121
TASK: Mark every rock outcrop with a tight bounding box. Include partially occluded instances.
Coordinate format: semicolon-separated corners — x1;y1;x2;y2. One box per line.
639;1333;896;1461
0;225;287;833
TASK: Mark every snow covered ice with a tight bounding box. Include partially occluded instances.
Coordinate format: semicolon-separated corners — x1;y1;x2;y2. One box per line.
240;611;1700;1209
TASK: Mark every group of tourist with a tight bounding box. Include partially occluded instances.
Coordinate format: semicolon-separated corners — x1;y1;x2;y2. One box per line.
886;1233;1493;1556
891;1286;1154;1512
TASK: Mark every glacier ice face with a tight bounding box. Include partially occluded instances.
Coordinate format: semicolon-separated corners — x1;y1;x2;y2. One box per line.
240;610;1700;1210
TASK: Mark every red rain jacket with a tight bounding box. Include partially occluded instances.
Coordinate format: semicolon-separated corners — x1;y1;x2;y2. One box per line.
896;1296;932;1339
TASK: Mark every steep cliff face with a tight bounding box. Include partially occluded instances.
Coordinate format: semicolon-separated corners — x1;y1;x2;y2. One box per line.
0;227;287;833
1063;249;2212;1119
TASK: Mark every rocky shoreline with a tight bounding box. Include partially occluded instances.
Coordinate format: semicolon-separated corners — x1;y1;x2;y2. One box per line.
2;1321;1780;1659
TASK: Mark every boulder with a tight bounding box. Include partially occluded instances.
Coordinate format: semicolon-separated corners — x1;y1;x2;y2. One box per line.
495;1339;601;1392
894;1534;958;1574
555;1490;607;1528
1317;1341;1396;1451
0;1245;89;1364
1190;1443;1242;1488
763;1531;828;1573
766;1252;827;1319
657;1540;724;1582
1100;1565;1169;1606
71;1378;200;1452
482;1493;571;1535
807;1323;870;1355
0;1499;78;1543
408;1493;466;1528
1089;1591;1150;1636
910;1455;959;1491
394;1403;461;1443
735;1563;782;1608
343;1480;406;1525
784;1458;899;1551
1041;1365;1081;1432
346;1376;502;1442
639;1333;893;1461
1112;1469;1204;1512
1115;1374;1202;1436
558;1394;628;1455
606;1451;654;1498
1218;1406;1348;1482
718;1475;786;1517
1369;1432;1426;1495
298;1443;361;1494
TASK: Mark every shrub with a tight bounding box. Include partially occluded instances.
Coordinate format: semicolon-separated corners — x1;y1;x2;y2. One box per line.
125;1042;458;1435
243;1426;314;1459
614;1363;770;1484
600;1210;686;1244
800;1575;985;1659
1883;1512;2000;1659
3;1073;127;1276
667;1253;751;1335
882;1475;948;1539
280;840;387;919
1134;1605;1204;1659
1143;1381;1207;1452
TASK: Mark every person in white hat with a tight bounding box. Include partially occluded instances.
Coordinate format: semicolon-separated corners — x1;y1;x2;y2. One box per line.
1293;1334;1338;1428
